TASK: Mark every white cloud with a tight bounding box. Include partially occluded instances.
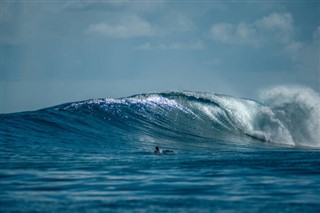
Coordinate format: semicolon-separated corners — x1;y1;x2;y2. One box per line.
209;12;316;69
294;26;320;79
63;1;163;12
136;41;205;50
210;12;295;46
1;2;59;45
313;26;320;41
86;15;155;38
210;22;258;45
210;23;234;43
255;12;294;43
236;23;256;40
284;41;304;61
165;13;195;33
256;13;293;31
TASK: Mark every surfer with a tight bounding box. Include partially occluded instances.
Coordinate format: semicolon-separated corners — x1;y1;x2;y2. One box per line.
154;146;173;154
154;146;162;154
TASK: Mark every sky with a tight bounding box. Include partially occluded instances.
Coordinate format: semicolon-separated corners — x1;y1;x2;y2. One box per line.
1;0;319;113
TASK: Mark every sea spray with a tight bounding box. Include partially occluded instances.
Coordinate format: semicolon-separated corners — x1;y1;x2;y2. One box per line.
260;86;320;147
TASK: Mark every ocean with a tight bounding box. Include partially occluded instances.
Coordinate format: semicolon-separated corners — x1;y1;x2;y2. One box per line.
1;87;320;212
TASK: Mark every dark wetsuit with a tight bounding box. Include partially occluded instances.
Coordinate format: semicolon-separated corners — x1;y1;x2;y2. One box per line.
154;149;173;154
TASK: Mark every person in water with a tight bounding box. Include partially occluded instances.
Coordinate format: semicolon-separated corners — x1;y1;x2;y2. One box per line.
154;146;173;154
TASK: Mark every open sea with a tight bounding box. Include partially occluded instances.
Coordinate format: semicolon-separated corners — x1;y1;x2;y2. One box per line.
1;87;320;212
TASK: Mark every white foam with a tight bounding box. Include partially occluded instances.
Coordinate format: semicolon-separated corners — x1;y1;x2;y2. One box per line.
260;86;320;147
212;95;295;145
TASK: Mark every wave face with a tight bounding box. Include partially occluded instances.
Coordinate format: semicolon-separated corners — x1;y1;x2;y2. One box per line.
2;87;319;148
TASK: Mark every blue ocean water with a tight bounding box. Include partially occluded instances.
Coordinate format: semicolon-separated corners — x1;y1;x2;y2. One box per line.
1;87;320;212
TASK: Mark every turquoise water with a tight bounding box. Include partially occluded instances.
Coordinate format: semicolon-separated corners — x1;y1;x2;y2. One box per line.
1;89;320;212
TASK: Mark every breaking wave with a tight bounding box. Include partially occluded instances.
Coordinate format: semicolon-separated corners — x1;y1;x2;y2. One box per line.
2;86;319;148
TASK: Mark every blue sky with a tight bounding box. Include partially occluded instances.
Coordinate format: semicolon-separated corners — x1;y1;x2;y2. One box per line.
1;1;319;113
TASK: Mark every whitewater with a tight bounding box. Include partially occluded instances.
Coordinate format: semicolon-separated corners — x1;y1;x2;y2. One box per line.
1;86;320;212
